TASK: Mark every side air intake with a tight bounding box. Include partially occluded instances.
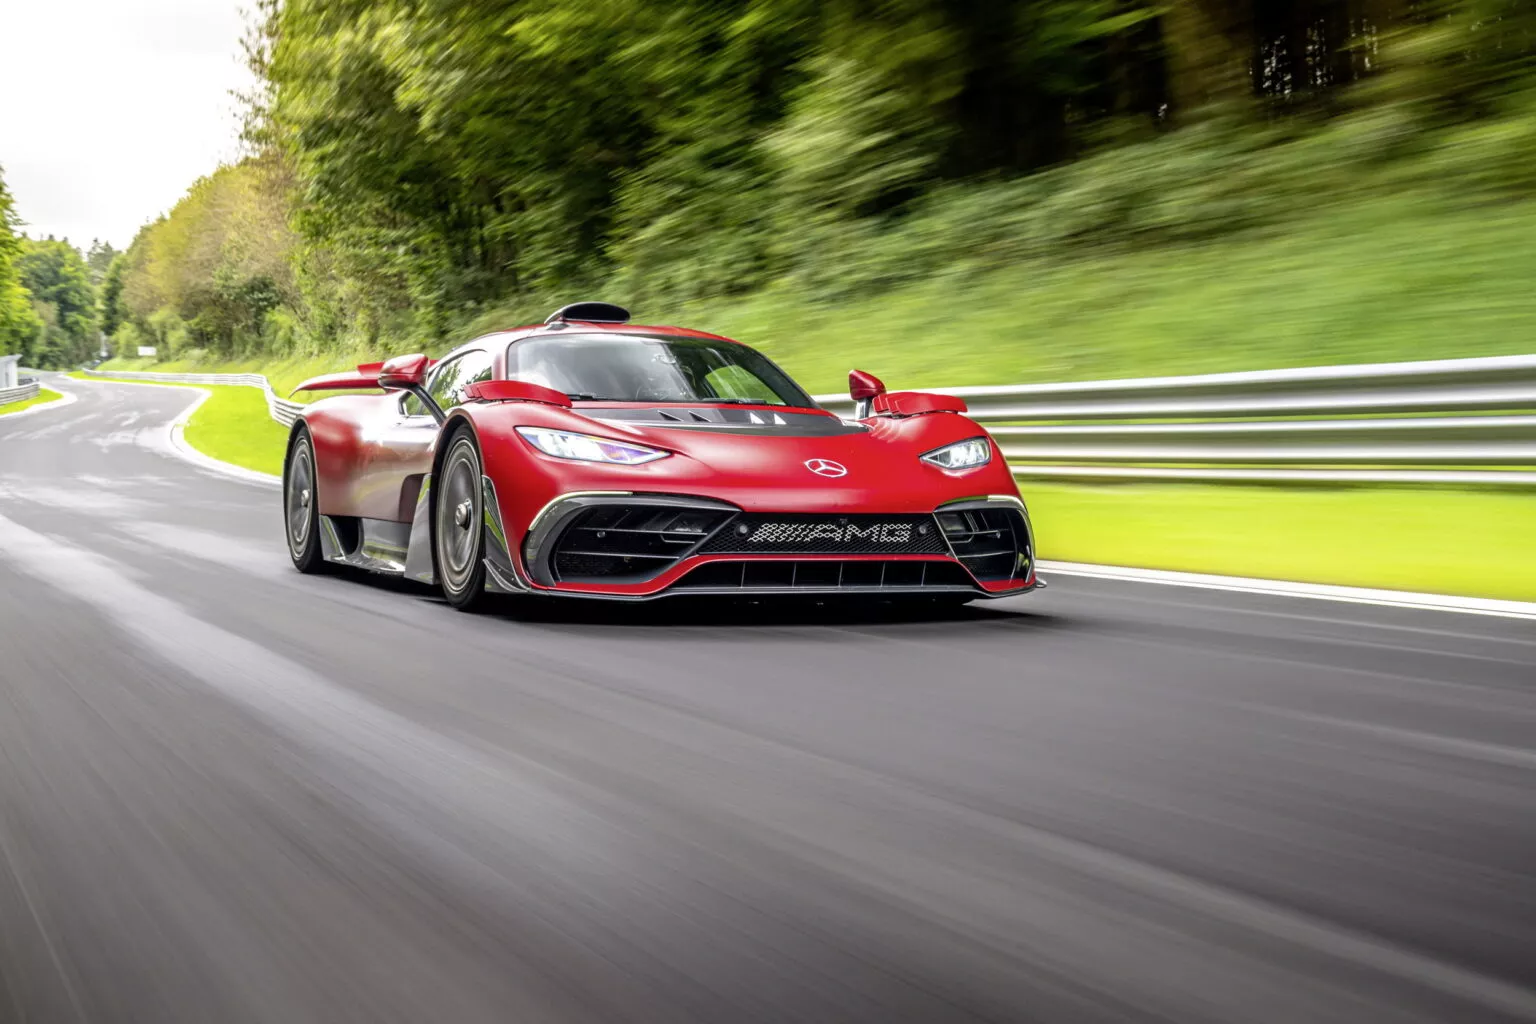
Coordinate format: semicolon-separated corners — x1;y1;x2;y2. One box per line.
935;505;1031;582
548;504;732;583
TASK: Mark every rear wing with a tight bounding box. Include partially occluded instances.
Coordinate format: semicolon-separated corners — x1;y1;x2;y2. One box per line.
290;362;389;396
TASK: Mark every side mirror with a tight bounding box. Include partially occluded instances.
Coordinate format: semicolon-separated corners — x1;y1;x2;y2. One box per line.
378;353;431;390
849;370;886;418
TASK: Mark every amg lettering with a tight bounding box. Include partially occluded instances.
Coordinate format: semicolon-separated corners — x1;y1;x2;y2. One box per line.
747;522;914;545
846;523;912;544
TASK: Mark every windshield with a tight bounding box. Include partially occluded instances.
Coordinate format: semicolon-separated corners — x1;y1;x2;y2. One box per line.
505;333;814;407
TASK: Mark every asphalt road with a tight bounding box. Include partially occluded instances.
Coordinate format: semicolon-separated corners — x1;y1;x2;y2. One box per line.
0;375;1533;1024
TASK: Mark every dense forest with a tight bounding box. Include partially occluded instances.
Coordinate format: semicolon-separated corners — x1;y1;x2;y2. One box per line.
0;173;42;362
55;0;1536;375
0;165;120;371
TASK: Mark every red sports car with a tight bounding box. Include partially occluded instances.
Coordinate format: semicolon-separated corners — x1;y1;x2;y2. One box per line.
283;302;1043;610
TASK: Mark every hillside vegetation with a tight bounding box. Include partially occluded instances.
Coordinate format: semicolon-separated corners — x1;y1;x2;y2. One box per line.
90;0;1536;387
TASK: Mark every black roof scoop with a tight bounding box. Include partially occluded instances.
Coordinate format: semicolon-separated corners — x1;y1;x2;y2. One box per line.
545;302;630;325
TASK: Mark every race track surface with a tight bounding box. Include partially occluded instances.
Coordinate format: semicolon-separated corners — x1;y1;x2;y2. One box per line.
1;375;1533;1023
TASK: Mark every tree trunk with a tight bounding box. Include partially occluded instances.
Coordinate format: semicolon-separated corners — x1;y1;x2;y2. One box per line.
1164;0;1255;113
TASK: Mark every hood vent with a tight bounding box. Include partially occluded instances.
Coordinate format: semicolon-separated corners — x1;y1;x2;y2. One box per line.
590;407;867;437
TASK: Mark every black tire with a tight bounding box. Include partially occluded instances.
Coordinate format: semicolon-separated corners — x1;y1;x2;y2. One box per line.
433;429;490;611
284;426;326;574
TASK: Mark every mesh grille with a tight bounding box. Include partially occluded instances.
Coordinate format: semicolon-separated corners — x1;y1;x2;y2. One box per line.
673;559;975;592
551;505;732;582
698;514;947;556
935;507;1029;582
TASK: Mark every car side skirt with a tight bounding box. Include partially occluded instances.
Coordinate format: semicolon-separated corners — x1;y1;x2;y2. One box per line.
318;515;412;575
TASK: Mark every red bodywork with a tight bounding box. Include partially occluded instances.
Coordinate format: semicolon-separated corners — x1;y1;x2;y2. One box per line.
292;321;1038;600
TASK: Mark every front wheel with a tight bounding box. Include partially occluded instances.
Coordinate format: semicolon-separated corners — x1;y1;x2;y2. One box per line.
434;431;490;611
284;427;325;574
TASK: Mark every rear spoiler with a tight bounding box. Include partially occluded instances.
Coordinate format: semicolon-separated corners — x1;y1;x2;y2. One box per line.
290;361;411;396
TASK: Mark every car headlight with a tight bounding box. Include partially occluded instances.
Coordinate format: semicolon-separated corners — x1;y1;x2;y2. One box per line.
515;427;670;465
921;436;992;471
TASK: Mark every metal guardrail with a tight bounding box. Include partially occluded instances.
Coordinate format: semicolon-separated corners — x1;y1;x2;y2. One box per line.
0;381;41;406
814;353;1536;485
86;353;1536;485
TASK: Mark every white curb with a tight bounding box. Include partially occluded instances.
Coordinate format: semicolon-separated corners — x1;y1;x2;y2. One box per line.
0;386;78;421
1037;560;1536;622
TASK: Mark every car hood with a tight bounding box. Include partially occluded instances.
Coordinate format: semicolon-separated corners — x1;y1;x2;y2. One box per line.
464;400;1020;517
574;404;989;486
583;405;865;438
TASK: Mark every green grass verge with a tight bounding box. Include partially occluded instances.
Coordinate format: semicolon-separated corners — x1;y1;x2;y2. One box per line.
1028;481;1536;602
0;387;65;415
691;197;1536;394
70;373;288;477
181;386;289;477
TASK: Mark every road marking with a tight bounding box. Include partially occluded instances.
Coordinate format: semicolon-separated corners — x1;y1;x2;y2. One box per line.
1038;560;1536;622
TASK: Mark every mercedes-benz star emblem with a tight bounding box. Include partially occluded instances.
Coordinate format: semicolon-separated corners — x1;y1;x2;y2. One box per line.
805;459;848;478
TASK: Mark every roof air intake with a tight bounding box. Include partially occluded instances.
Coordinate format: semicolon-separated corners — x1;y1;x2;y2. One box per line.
544;302;631;325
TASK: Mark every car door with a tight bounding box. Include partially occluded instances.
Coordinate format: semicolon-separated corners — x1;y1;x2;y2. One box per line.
358;350;493;521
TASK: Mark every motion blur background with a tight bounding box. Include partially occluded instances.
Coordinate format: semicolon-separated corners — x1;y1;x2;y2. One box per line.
2;0;1534;596
2;6;1536;1021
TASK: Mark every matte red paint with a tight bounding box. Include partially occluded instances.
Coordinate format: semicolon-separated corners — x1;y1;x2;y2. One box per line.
293;322;1034;597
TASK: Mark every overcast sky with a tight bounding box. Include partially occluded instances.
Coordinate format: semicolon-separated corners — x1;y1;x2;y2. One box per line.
0;0;254;250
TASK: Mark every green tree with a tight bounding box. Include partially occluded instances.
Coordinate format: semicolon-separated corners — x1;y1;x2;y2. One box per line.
18;238;98;368
99;252;127;339
0;167;41;358
115;156;297;359
85;239;119;286
114;0;1536;366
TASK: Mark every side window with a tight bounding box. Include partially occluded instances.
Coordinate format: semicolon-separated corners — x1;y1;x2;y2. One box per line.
403;356;461;418
426;355;466;410
402;349;495;416
434;350;492;410
461;351;494;394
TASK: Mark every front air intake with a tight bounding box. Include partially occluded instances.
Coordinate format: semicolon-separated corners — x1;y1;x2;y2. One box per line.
548;504;733;583
934;505;1031;582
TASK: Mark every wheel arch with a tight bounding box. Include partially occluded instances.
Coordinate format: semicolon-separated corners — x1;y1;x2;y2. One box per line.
424;411;480;579
426;408;528;594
